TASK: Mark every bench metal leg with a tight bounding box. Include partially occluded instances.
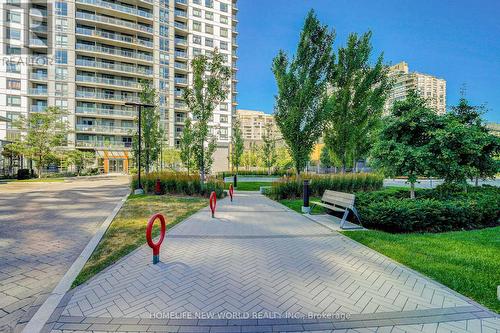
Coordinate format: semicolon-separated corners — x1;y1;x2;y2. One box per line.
340;208;364;230
340;209;349;229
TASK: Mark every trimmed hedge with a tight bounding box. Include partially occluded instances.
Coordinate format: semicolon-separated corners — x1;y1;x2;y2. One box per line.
131;172;225;198
268;173;384;200
356;186;500;233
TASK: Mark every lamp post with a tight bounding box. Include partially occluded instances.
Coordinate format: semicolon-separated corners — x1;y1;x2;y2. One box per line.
125;101;155;195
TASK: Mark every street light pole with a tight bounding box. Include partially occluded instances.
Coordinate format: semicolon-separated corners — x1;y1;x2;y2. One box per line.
125;101;155;195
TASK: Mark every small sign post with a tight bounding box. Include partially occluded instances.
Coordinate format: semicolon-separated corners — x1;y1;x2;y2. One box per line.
146;213;166;264
209;191;217;218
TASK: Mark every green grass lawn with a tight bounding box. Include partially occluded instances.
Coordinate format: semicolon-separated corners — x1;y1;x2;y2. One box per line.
343;227;500;313
279;197;325;214
224;181;272;191
72;194;207;287
0;178;66;183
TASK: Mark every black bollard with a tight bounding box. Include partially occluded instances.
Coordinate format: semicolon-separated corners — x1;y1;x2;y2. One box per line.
302;179;310;213
234;174;237;188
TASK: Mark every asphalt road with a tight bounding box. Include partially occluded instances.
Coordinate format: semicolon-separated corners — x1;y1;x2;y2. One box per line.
0;176;129;333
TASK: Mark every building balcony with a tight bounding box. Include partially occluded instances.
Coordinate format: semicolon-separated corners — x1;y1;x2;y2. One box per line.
28;88;48;96
174;21;188;31
175;50;188;59
174;102;187;110
76;140;132;149
76;59;153;76
29;38;48;47
76;90;139;103
174;77;188;85
174;62;188;71
175;0;188;6
31;105;47;112
30;72;48;81
31;25;48;34
75;12;153;34
76;27;153;48
174;9;187;19
30;8;48;18
76;43;153;62
76;75;140;89
76;107;136;118
76;124;134;135
76;0;153;19
174;37;188;47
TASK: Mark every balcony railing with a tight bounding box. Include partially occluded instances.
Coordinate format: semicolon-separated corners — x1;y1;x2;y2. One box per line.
76;44;153;62
174;62;187;70
75;12;153;34
76;140;132;149
29;88;48;96
76;28;153;48
174;9;187;18
76;124;134;135
175;50;188;58
175;0;188;5
174;37;187;46
76;75;140;89
31;105;47;112
76;90;139;103
174;102;187;109
31;72;48;80
174;77;187;85
76;107;136;118
76;0;153;19
30;38;48;46
76;59;153;75
174;22;187;30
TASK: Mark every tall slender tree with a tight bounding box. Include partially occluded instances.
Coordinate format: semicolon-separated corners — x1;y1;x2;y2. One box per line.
183;50;231;183
231;118;244;173
272;10;334;175
179;117;195;175
261;122;277;175
325;31;390;172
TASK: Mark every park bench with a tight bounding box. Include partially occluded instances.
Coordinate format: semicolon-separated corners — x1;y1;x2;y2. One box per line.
310;190;363;230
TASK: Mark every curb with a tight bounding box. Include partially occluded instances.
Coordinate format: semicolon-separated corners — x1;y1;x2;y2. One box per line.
21;193;129;333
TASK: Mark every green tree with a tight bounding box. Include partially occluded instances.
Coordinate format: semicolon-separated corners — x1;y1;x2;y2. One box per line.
179;118;196;174
231;118;244;172
319;145;333;169
13;106;68;178
133;80;162;174
261;122;277;175
275;146;293;171
325;31;390;172
371;91;437;199
183;50;231;182
272;10;334;175
162;148;181;171
64;150;94;175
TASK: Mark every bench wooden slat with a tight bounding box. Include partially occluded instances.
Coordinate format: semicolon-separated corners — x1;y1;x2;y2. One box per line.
311;189;362;230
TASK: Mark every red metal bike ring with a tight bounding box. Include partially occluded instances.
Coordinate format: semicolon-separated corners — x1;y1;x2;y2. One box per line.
229;184;234;200
146;213;166;261
209;191;217;217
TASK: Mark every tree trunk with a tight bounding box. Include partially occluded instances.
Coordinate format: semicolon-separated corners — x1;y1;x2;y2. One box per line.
268;166;271;176
38;157;42;179
410;182;415;199
475;177;479;187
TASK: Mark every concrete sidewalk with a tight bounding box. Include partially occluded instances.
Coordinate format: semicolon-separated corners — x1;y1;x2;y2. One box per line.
45;192;498;333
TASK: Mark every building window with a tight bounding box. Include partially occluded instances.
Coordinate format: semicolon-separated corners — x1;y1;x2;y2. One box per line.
193;35;201;45
160;25;168;37
205;24;213;34
220;115;228;123
193;47;202;56
7;78;21;90
205;38;213;47
55;18;68;31
220;27;228;37
205;0;213;8
7;46;21;55
6;112;20;129
193;8;201;17
220;41;228;50
220;15;228;24
220;2;228;12
55;50;68;64
55;34;68;47
55;99;68;109
55;83;68;96
7;95;21;106
219;128;228;139
7;28;21;40
55;67;68;80
193;21;201;32
7;10;22;23
55;2;68;16
193;0;201;4
6;62;21;73
205;11;213;20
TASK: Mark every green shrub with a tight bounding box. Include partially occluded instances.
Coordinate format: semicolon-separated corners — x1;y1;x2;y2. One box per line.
131;172;225;198
268;173;384;199
356;186;500;233
216;169;292;177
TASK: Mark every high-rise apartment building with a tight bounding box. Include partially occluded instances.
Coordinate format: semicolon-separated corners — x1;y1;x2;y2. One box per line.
236;109;281;147
0;0;238;173
385;61;446;115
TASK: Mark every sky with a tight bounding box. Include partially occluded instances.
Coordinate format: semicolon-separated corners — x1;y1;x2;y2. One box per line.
235;0;500;122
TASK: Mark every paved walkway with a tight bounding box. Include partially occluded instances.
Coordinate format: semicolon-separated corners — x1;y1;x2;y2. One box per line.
0;176;130;333
46;192;498;333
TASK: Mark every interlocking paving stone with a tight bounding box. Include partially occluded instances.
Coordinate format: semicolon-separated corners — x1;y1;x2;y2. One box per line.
0;176;130;332
47;192;499;333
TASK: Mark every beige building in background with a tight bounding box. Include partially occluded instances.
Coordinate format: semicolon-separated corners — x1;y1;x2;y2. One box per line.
0;0;238;173
236;109;281;147
385;61;446;114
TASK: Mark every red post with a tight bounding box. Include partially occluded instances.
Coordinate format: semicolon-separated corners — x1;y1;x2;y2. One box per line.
209;191;217;218
155;178;161;195
146;213;166;264
229;184;234;202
